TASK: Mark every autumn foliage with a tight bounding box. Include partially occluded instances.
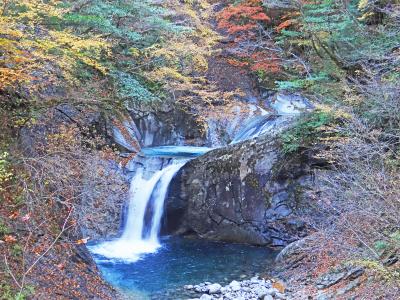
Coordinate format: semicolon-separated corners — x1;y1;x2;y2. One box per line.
217;0;281;74
217;0;270;34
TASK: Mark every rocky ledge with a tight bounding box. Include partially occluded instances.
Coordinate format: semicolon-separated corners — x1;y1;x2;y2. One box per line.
184;276;286;300
167;134;322;247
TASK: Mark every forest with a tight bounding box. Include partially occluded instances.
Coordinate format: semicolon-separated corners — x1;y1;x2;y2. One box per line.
0;0;399;299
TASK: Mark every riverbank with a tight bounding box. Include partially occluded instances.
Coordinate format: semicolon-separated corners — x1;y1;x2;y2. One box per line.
184;276;286;300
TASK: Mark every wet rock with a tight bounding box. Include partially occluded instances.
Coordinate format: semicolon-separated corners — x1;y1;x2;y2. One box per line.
229;280;241;291
266;288;279;296
208;283;222;294
255;286;268;298
195;285;208;293
275;292;286;299
184;285;194;290
251;276;260;283
200;294;213;300
130;106;205;147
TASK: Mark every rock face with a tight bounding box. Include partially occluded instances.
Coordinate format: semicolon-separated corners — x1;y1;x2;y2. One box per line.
19;104;129;240
129;104;206;147
78;160;128;239
167;135;315;246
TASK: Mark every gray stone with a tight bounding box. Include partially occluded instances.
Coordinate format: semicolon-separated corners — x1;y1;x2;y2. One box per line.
188;277;287;300
383;253;398;266
336;278;362;296
266;288;279;296
316;292;331;300
229;280;241;291
184;285;194;290
346;266;364;280
208;283;222;294
275;292;286;299
199;294;213;300
195;286;208;293
255;286;269;298
317;271;347;289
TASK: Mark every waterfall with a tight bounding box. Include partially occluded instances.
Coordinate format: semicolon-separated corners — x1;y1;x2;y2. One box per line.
231;94;313;144
89;160;186;262
230;115;278;144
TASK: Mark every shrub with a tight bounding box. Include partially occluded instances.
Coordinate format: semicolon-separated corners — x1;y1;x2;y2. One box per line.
0;152;13;192
280;109;343;154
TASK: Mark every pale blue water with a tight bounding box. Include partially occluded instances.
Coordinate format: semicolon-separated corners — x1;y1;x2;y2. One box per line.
90;236;277;299
141;146;212;158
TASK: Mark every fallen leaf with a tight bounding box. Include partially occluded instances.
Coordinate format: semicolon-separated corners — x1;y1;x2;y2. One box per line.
8;211;19;219
272;281;285;293
76;237;90;245
4;235;17;243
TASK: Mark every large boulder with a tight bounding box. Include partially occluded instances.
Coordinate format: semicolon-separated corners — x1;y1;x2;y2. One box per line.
167;135;316;247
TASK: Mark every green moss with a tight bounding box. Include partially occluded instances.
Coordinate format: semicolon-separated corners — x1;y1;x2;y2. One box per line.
11;244;23;257
244;173;260;189
0;218;10;237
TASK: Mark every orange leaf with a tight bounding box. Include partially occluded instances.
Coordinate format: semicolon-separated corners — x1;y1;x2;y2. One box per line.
8;211;19;219
4;235;17;243
76;237;90;245
272;281;285;293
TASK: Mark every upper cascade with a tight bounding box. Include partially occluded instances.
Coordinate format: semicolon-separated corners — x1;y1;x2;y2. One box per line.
231;93;313;144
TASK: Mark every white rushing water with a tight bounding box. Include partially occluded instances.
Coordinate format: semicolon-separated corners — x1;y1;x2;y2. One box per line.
89;160;186;262
231;93;313;144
